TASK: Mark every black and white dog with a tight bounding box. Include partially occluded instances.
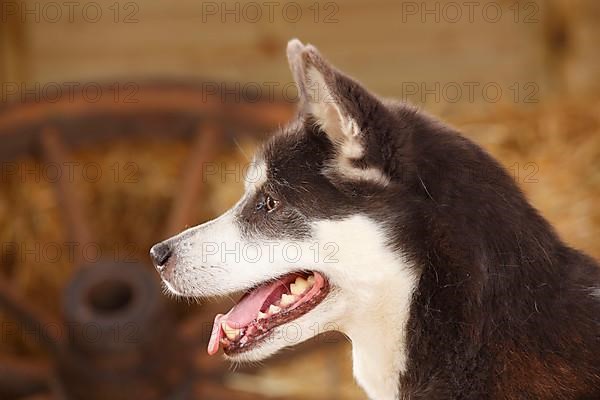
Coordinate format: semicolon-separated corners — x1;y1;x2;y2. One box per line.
151;40;600;399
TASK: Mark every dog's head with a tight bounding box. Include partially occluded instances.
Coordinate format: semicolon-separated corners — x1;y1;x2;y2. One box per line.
150;39;423;362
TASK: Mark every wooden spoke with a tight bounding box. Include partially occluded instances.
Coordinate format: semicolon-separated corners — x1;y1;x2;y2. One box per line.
0;356;51;398
39;126;93;267
0;279;65;353
165;121;222;237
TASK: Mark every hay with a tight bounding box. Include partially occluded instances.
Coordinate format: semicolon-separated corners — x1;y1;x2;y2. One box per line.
0;98;598;391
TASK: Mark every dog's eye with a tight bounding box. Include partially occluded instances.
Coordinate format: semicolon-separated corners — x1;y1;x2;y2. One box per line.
255;194;280;213
264;195;279;213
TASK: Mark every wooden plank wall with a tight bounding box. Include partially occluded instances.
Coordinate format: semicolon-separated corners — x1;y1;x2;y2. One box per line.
0;0;29;83
2;0;599;107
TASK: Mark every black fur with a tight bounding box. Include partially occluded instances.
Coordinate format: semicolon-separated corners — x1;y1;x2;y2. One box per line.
250;43;600;399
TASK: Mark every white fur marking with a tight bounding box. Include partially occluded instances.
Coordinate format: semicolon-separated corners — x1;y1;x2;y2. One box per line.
312;216;417;400
330;158;391;186
342;137;364;159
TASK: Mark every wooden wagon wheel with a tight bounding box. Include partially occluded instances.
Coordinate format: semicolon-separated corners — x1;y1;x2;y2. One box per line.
0;82;294;400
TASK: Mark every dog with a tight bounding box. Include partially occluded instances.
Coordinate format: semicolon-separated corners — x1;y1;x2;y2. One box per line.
150;39;600;399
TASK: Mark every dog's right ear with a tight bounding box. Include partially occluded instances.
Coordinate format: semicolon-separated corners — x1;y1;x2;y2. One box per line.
287;39;390;185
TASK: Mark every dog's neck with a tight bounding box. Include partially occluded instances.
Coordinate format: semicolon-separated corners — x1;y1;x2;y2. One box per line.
344;269;416;400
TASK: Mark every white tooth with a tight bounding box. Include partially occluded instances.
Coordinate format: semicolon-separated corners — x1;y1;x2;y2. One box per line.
307;275;315;286
257;311;268;320
291;277;309;295
280;293;296;307
222;322;240;340
268;305;281;314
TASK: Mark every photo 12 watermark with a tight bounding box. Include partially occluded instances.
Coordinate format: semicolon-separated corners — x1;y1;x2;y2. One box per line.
1;241;141;265
1;1;140;23
400;1;541;24
197;240;340;265
1;161;140;184
1;321;141;345
401;81;540;104
200;1;339;24
198;79;339;104
1;81;140;105
197;319;342;344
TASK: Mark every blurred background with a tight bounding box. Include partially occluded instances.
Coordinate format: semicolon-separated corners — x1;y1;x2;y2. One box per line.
0;0;599;399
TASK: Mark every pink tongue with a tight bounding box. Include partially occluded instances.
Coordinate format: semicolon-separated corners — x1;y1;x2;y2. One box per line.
226;280;284;327
207;279;285;355
207;314;224;356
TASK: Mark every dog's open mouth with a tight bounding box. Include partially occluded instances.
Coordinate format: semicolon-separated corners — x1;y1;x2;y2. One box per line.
207;271;330;355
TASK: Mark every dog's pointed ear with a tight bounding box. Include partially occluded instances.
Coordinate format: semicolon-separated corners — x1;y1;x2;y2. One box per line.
287;39;389;184
287;39;366;143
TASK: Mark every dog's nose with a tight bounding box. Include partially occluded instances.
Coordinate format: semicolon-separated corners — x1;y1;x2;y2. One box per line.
150;242;172;271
